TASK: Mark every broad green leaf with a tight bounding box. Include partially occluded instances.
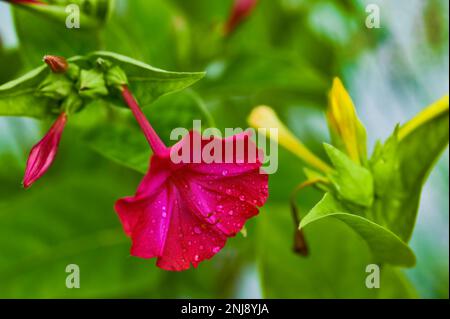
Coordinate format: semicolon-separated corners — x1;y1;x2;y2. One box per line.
0;65;53;118
258;203;417;298
324;143;373;207
300;193;416;267
371;96;449;241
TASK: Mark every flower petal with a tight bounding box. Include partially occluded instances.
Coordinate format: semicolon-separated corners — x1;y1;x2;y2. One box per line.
115;130;269;271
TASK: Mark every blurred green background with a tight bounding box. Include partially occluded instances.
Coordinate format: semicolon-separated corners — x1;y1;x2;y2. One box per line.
0;0;448;298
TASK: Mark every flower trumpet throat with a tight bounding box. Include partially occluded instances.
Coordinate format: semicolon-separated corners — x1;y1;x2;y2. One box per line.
117;86;269;271
248;105;332;174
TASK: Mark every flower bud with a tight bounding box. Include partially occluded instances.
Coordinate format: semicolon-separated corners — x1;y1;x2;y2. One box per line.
23;112;67;188
248;105;332;173
43;55;68;73
224;0;258;36
327;78;367;165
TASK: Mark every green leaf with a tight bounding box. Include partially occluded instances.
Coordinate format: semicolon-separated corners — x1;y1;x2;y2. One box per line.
0;51;205;119
300;193;416;267
258;203;417;298
371;96;449;241
324;143;374;207
0;65;53;118
71;51;205;108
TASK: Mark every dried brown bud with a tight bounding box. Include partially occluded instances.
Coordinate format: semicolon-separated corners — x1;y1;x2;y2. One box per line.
294;229;309;256
43;55;68;73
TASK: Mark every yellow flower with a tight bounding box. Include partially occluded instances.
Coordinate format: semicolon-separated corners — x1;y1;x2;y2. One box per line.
327;78;367;165
248;105;332;173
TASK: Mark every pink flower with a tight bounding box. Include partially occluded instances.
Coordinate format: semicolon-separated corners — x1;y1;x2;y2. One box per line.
23;112;67;188
116;86;269;271
224;0;258;36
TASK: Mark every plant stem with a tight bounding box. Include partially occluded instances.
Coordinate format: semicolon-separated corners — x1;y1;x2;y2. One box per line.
290;179;324;256
121;85;168;157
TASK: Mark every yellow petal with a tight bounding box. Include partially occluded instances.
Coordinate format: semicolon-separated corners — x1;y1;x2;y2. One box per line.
328;78;367;164
398;95;449;141
248;105;332;173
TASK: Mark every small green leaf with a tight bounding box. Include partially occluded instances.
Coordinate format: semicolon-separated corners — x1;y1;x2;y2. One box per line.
300;193;416;267
78;68;109;98
36;72;74;100
324;143;374;207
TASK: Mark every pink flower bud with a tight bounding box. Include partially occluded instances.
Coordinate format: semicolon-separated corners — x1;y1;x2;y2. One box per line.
224;0;258;36
23;112;67;188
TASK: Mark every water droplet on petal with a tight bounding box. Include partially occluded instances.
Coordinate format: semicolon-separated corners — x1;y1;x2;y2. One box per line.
194;255;200;262
162;211;167;218
239;195;246;201
228;210;234;216
226;188;232;195
194;226;202;234
212;246;221;253
222;170;228;176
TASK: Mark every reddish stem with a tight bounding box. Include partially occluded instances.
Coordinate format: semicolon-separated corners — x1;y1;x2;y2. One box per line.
5;0;46;5
121;85;168;157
